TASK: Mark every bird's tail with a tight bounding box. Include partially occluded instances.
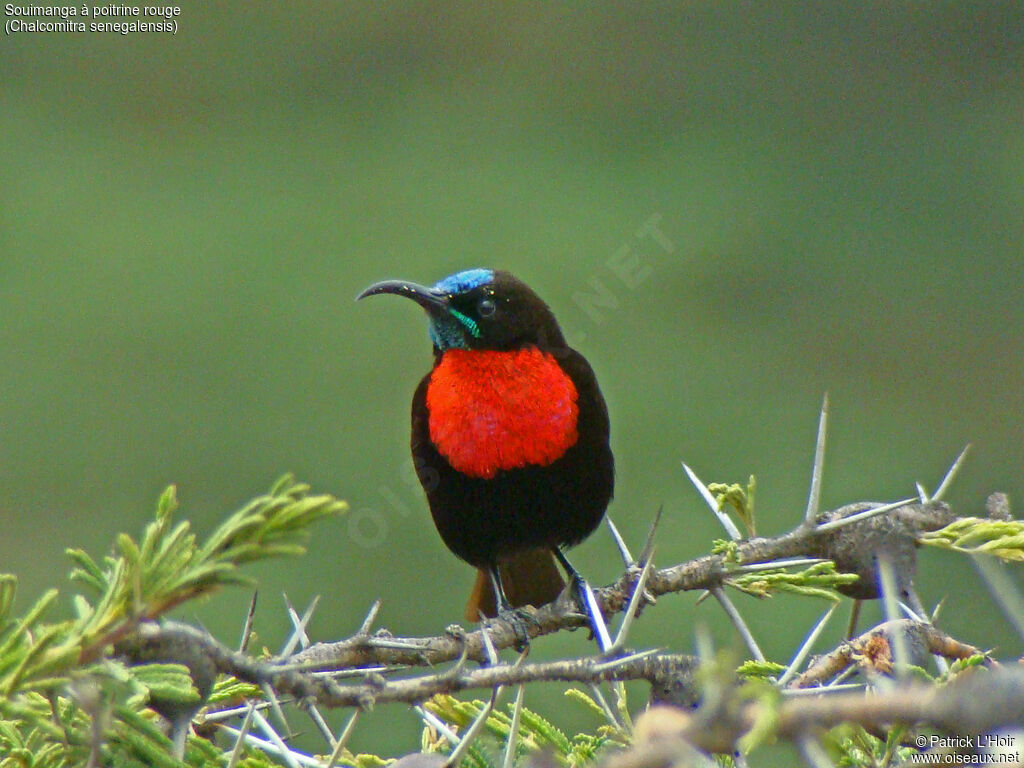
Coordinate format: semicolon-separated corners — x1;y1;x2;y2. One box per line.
465;548;566;621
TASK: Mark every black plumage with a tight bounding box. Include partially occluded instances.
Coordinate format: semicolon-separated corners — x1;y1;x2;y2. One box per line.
359;269;614;619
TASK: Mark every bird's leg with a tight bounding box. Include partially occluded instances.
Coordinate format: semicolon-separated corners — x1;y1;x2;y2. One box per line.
554;548;611;650
488;564;532;651
553;548;583;588
489;564;515;614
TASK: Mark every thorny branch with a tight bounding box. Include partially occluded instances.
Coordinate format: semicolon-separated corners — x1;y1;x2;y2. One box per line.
285;500;957;670
115;491;1012;766
609;666;1024;764
141;617;983;713
791;619;985;689
139;621;697;708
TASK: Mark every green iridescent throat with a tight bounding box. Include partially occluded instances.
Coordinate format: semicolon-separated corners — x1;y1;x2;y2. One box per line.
448;308;481;339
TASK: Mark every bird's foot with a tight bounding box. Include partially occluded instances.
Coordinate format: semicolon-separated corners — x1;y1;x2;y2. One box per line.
490;606;537;652
567;570;587;605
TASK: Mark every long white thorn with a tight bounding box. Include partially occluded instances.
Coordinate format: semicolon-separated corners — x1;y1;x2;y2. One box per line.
784;682;866;696
813;497;915;533
734;558;827;574
251;708;302;768
915;481;930;504
904;587;949;675
479;620;499;667
638;505;664;565
306;705;336;751
972;553;1024;643
877;555;909;682
502;685;526;768
357;599;382;636
587;684;621;729
610;558;654;653
220;723;324;768
682;461;742;540
280;594;320;657
414;705;461;745
205;701;273;723
580;578;613;652
828;664;859;688
238;591;258;653
711;586;765;662
363;637;431;650
933;444;971;501
260;684;293;742
326;711;360;768
778;602;840;687
605;517;634;566
804;393;829;523
224;704;257;768
446;685;505;766
798;735;838;768
590;647;662;673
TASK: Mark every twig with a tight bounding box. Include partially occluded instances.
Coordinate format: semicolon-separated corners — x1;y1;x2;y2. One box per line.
629;666;1024;758
109;499;950;677
791;619;985;689
129;619;698;707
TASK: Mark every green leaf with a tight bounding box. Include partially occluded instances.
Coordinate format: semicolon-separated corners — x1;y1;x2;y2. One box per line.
0;589;59;660
921;517;1024;561
736;660;786;679
708;475;757;537
712;539;740;561
0;575;16;626
209;676;261;704
134;663;203;706
67;549;107;596
725;561;858;600
564;688;607;719
155;485;178;521
520;707;571;753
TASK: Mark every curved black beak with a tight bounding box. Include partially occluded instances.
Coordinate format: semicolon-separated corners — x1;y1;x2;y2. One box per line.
356;279;449;312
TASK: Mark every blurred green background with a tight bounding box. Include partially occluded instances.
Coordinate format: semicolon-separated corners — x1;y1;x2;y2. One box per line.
2;2;1022;762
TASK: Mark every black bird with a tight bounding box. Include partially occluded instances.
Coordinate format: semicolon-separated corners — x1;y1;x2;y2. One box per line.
359;268;614;621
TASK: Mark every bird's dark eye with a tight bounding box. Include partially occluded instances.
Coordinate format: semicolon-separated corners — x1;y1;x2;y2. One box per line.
478;298;496;318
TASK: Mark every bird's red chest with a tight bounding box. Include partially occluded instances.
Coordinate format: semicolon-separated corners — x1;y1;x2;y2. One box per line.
426;348;579;479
